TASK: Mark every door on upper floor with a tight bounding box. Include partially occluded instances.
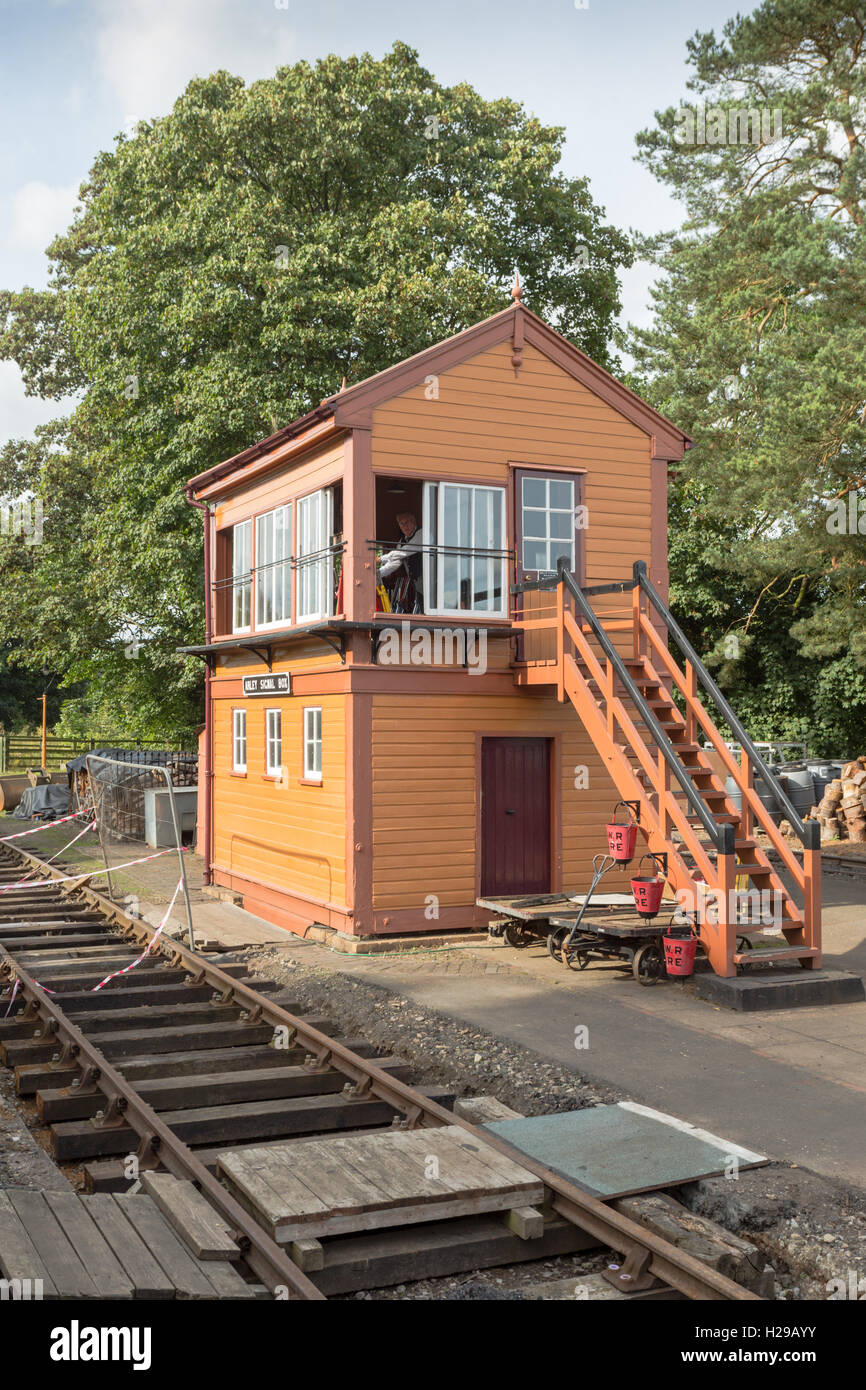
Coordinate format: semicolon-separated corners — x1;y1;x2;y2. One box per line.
513;468;583;663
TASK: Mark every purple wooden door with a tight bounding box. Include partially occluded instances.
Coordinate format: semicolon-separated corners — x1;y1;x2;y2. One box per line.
481;737;551;897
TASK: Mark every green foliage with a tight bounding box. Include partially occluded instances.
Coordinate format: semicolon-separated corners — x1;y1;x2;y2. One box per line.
631;0;866;752
0;648;65;733
0;43;630;733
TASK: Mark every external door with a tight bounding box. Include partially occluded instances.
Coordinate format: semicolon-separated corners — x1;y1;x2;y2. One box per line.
480;737;551;897
513;468;582;662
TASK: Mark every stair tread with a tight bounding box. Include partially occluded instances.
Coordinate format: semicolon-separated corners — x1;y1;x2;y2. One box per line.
734;947;818;962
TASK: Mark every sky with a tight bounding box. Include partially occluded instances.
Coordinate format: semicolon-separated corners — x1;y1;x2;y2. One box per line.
0;0;744;446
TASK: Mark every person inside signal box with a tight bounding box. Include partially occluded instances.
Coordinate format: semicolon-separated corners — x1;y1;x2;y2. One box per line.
378;511;426;613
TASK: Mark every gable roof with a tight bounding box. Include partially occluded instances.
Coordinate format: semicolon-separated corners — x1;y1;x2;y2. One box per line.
188;302;689;497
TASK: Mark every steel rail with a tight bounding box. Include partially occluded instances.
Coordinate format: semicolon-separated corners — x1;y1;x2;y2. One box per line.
0;842;758;1302
0;945;323;1300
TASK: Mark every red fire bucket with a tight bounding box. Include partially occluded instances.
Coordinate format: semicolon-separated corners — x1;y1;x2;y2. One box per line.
631;875;665;918
606;804;639;863
663;933;698;977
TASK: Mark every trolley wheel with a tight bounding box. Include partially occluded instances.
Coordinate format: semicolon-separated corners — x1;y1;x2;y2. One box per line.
547;926;570;959
561;944;591;971
503;922;530;949
736;934;752;953
633;942;665;986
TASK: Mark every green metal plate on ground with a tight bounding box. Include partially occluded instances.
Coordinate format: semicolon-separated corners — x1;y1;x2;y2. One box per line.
484;1103;766;1199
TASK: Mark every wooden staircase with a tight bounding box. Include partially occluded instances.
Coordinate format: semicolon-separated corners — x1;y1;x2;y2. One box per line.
514;564;822;979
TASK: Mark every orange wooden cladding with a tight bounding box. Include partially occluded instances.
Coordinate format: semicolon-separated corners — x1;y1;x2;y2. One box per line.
370;691;618;913
211;693;347;909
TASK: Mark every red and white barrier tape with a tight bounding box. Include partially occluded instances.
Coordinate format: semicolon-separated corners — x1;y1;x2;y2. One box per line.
2;877;186;1008
14;819;98;887
90;878;184;992
3;979;19;1018
0;811;88;842
0;845;186;893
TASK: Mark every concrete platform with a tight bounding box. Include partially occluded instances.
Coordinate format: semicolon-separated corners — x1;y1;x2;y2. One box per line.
692;968;865;1012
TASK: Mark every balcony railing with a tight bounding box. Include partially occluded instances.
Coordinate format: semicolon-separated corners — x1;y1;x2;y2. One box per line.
369;539;512;617
213;541;345;636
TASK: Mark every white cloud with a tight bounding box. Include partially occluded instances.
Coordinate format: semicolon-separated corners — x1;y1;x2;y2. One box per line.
94;0;297;123
8;181;80;253
0;362;71;445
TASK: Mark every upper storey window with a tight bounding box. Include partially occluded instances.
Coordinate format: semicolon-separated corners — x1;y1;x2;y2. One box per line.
222;486;338;635
423;482;506;618
297;488;334;623
232;519;252;633
256;504;291;630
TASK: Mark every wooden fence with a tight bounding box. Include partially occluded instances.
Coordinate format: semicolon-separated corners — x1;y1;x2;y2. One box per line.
0;733;200;774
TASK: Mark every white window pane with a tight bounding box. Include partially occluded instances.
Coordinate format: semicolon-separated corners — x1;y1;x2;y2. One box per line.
522;508;549;539
523;539;547;571
549;479;573;509
522;477;547;507
549;510;573;540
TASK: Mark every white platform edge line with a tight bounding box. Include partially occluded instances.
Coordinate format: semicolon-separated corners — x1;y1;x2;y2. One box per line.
617;1102;767;1164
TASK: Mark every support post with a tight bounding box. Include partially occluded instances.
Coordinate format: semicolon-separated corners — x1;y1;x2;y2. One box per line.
802;839;822;969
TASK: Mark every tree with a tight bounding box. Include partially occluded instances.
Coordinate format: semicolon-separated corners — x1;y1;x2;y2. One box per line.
631;2;866;749
0;43;631;733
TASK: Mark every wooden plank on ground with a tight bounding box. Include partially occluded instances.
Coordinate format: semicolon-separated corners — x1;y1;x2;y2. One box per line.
0;1191;58;1298
119;1195;217;1300
139;1173;240;1262
218;1125;543;1243
272;1137;394;1213
80;1194;176;1300
218;1148;329;1227
43;1192;133;1298
6;1190;98;1299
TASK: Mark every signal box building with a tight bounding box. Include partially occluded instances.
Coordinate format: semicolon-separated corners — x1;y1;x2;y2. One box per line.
183;293;821;978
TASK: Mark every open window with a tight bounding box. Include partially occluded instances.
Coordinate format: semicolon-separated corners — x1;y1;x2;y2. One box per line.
423;482;507;618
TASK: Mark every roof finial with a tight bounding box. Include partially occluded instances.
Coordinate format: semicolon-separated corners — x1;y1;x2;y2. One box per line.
339;376;347;392
511;270;523;303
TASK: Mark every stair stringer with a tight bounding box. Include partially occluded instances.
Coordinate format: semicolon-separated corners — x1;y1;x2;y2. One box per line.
631;655;807;943
561;654;738;974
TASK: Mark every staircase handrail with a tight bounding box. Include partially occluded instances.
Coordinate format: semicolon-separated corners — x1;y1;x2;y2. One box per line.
634;562;819;852
557;560;733;855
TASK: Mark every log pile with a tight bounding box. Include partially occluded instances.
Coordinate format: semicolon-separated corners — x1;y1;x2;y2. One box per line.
815;759;866;844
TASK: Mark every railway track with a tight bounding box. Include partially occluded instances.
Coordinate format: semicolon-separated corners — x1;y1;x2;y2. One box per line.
0;833;760;1302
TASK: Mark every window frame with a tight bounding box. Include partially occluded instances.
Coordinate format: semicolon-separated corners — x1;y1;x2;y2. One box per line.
303;706;323;783
255;503;292;632
514;467;584;586
232;707;247;774
231;519;252;634
422;481;507;619
296;488;334;624
265;707;283;778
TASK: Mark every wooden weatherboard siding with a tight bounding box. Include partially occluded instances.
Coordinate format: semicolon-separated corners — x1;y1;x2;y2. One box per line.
369;691;620;932
211;685;347;929
370;339;659;593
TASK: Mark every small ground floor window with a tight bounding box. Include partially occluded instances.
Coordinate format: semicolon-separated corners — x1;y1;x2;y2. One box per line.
232;708;247;772
304;707;322;781
265;708;282;776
